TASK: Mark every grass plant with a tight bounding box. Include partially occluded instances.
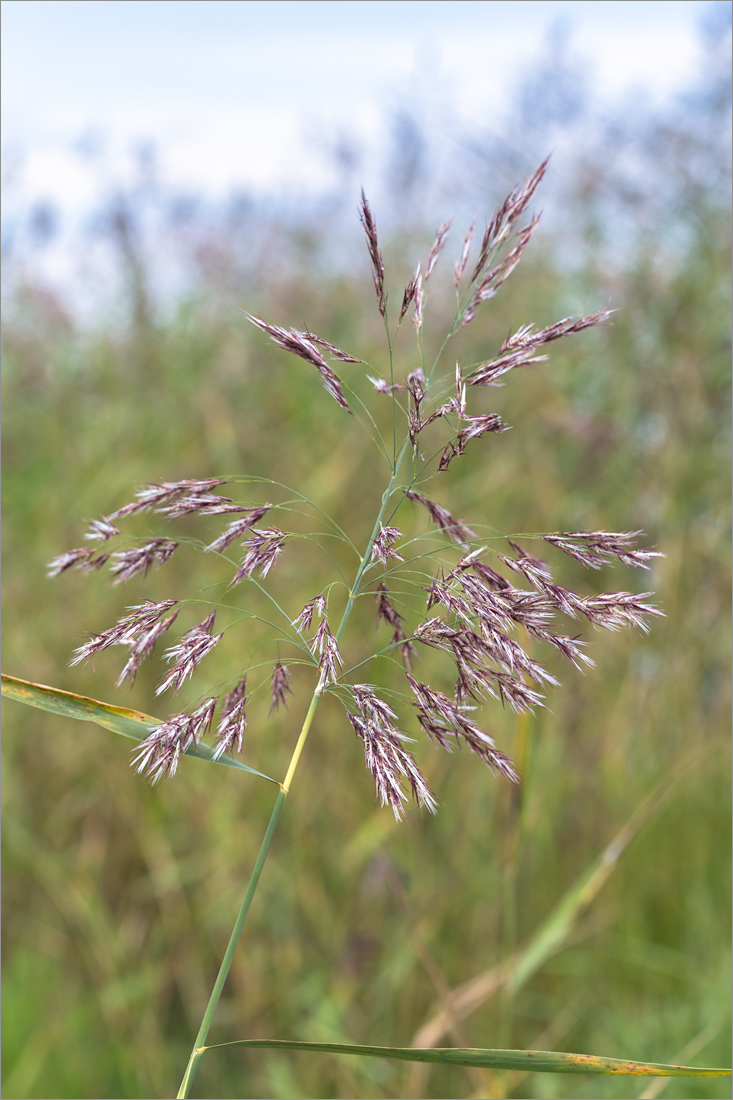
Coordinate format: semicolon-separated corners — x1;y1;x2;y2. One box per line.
3;156;730;1100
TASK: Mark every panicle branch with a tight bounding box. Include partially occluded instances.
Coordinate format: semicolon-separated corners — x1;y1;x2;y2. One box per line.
425;219;453;280
269;662;293;713
312;619;343;687
213;675;248;760
542;531;663;570
292;594;327;633
406;491;476;547
359;190;386;316
231;529;287;584
109;539;179;585
134;699;217;783
107;479;229;520
400;265;421;320
348;685;437;820
374;584;416;671
246;313;354;412
370;525;405;566
468;311;614;387
156;612;222;695
204;507;272;553
69;599;179;669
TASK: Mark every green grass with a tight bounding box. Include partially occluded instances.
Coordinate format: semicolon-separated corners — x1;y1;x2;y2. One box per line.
2;153;730;1099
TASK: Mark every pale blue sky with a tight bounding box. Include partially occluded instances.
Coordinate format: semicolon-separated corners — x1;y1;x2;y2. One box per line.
2;0;723;211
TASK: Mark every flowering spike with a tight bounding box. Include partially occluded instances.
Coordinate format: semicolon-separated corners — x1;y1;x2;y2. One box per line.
406;491;475;547
205;507;272;553
348;686;437;820
108;540;178;585
247;314;352;412
156;614;222;695
269;662;293;714
370;525;405;567
400;264;421;320
211;675;249;759
231;529;286;584
292;594;327;633
359;190;386;315
425;219;453;280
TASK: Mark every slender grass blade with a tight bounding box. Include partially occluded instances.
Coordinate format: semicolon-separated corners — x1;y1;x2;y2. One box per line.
1;674;278;783
203;1039;730;1076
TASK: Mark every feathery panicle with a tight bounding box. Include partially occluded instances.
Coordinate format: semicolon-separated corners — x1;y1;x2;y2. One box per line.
157;494;248;518
69;599;179;668
454;550;512;591
469;157;550;286
462;214;542;326
48;162;663;822
375;583;401;630
439;412;508;471
115;610;180;688
213;690;248;760
367;375;397;394
454;158;551;328
406;674;519;781
222;673;248;712
245;314;329;369
411;270;424;330
571;592;664;633
499;540;554;588
213;699;247;760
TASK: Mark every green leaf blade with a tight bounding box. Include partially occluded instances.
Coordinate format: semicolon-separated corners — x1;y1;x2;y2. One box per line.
204;1039;730;1077
1;674;278;784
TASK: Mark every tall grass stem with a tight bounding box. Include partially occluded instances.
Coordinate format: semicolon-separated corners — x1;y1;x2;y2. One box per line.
176;786;287;1099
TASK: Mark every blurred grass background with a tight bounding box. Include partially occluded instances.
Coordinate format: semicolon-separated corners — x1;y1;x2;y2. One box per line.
2;22;731;1100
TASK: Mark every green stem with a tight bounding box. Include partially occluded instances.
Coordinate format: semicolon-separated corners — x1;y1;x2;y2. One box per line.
282;690;322;790
176;785;287;1099
177;684;325;1098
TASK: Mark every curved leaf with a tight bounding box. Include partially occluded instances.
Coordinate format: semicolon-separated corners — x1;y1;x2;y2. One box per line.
203;1039;730;1077
1;674;278;783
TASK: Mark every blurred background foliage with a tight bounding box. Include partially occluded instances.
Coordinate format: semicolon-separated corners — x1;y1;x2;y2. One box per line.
2;13;731;1100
